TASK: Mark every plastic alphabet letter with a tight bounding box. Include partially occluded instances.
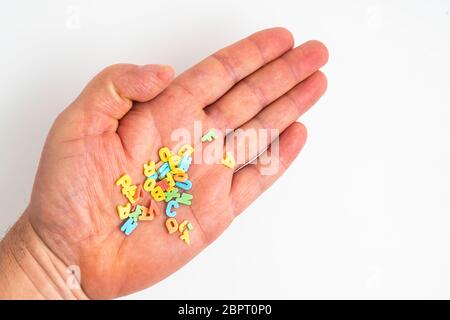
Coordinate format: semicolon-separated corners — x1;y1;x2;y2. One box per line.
143;178;156;192
221;151;235;169
155;161;164;170
122;185;138;204
173;173;188;182
151;186;165;202
168;155;180;170
157;162;170;179
180;229;190;245
166;218;178;234
115;174;132;188
177;193;193;206
166;200;179;218
121;184;136;195
159;147;172;162
170;167;184;175
121;217;138;236
156;179;170;191
201;129;218;142
178;155;192;172
129;205;141;222
165;172;176;188
175;180;192;191
132;185;143;203
138;205;153;221
143;161;156;177
116;203;131;220
177;144;194;157
148;198;161;217
179;220;189;233
164;187;180;202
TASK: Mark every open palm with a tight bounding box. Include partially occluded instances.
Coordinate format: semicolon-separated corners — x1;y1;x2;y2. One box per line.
26;28;328;299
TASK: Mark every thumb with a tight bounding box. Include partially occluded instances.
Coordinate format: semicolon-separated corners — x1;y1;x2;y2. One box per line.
54;63;174;140
80;63;174;119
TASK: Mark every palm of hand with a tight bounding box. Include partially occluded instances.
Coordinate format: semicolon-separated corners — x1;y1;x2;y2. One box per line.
26;28;328;299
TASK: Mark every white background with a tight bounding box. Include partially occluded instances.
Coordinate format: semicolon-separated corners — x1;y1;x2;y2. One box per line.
1;0;449;299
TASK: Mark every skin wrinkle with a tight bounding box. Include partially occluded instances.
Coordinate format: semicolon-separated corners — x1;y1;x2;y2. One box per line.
54;104;114;146
32;135;111;262
110;81;133;119
32;204;80;266
170;82;206;109
9;246;46;299
241;78;270;113
247;33;271;66
87;156;116;234
117;108;154;163
46;252;85;299
23;243;63;298
280;53;302;83
58;131;112;146
11;217;76;299
284;87;304;114
210;53;241;85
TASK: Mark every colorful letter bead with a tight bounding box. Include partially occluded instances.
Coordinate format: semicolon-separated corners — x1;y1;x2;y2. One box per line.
151;186;165;202
166;218;178;234
126;193;138;204
143;161;156;177
178;155;192;172
121;184;137;196
148;198;161;217
201;129;218;142
121;217;138;236
165;200;179;218
180;229;190;245
138;205;154;221
164;188;180;202
132;185;143;203
168;155;180;170
116;203;131;220
175;180;192;191
187;222;193;231
170;167;184;174
177;193;193;206
179;220;189;233
159;147;172;162
156;179;170;191
221;151;235;169
122;185;138;204
155;161;164;171
116;174;132;188
129;205;142;222
173;172;188;182
178;144;194;157
165;172;176;188
143;178;156;192
157;162;170;179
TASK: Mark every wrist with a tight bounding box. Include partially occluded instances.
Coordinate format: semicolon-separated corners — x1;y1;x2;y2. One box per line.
0;213;89;299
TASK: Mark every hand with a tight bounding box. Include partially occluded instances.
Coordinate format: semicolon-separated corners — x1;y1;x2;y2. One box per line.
0;28;328;299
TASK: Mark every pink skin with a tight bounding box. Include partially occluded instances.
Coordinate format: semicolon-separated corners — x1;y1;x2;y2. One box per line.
4;28;328;299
